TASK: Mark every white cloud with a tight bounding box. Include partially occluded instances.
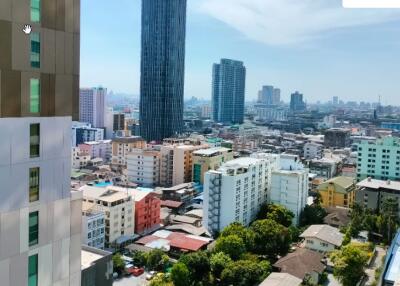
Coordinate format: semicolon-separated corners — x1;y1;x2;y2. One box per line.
198;0;400;45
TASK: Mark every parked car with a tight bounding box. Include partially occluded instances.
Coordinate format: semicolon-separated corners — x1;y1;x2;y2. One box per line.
146;271;157;280
127;266;145;277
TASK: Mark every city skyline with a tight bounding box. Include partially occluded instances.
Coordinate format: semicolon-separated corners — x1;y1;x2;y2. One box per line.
81;0;400;105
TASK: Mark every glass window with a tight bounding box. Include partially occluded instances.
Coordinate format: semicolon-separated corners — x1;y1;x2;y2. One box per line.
30;32;40;68
30;0;40;22
28;254;38;286
29;168;39;202
30;79;40;113
30;124;40;158
29;211;39;246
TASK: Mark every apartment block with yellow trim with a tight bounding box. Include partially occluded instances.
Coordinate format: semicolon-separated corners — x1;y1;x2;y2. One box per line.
318;176;356;208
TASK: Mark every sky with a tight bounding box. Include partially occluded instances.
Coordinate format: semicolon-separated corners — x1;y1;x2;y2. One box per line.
80;0;400;105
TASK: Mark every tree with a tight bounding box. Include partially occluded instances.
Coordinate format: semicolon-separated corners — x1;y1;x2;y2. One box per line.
179;251;211;282
170;263;190;286
210;252;232;279
331;243;370;286
131;250;147;267
112;253;125;274
250;219;291;258
214;234;246;260
220;260;271;286
381;197;400;243
149;273;173;286
257;203;294;227
300;204;327;227
219;222;255;250
146;249;169;271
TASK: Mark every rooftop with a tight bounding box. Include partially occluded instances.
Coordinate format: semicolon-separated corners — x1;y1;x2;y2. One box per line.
357;178;400;191
217;157;261;172
80;185;131;202
300;224;344;247
193;147;231;156
318;176;355;194
112;136;145;144
384;230;400;283
259;273;302;286
81;246;111;270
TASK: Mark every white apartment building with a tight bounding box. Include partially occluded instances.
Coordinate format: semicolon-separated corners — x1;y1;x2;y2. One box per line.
79;87;106;128
127;149;161;187
111;137;147;169
304;142;324;160
82;204;106;250
72;122;105;147
72;147;91;169
79;140;112;162
0;118;83;286
160;144;209;187
203;158;269;233
270;154;309;225
81;186;135;248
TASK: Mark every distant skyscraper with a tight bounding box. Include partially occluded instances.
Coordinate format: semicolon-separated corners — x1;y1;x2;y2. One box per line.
290;91;306;112
273;88;281;105
333;96;339;105
257;86;280;106
212;59;246;124
140;0;187;142
80;87;106;128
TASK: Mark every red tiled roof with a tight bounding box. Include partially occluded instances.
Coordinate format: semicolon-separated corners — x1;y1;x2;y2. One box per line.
160;200;183;208
168;232;208;251
136;235;158;245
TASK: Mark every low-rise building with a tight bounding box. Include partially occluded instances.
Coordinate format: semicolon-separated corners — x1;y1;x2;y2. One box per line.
81;185;135;248
356;178;400;213
259;273;302;286
129;189;161;235
318;176;356;208
111;136;147;169
72;121;104;147
304;141;324;160
324;128;351;148
72;147;91;169
192;147;234;184
300;224;344;253
273;248;325;285
82;203;106;249
127;149;161;187
79;140;112;162
157;183;197;212
81;246;113;286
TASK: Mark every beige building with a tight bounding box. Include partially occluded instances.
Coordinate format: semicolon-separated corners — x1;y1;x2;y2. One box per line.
192;147;233;184
160;144;209;187
72;147;91;169
81;186;135;248
300;225;344;253
111;136;147;169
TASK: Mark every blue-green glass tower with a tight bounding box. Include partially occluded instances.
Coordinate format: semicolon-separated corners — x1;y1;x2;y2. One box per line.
140;0;187;142
212;59;246;125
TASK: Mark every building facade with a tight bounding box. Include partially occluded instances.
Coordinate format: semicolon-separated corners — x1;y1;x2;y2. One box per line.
304;142;324;160
82;207;106;250
192;147;234;184
140;0;187;141
357;137;400;181
203;158;269;233
72;147;91;169
290;91;306;112
79;140;112;162
79;87;106;128
160;144;209;187
0;0;82;285
81;186;135;248
324;128;351;148
212;59;246;124
81;246;113;286
270;155;309;225
111;136;147;168
256;106;287;121
72;122;104;147
130;190;161;235
113;113;125;132
127;148;161;187
317;176;356;208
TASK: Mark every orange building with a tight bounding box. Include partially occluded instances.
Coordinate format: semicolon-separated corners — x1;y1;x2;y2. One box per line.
130;189;161;234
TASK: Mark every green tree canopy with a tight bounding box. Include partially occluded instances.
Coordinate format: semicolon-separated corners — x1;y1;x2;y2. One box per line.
146;249;169;271
250;219;291;258
112;253;125;274
214;234;246;260
331;243;370;286
210;252;232;279
257;203;294;227
170;263;190;286
220;259;271;286
219;222;255;250
179;251;211;282
299;204;327;227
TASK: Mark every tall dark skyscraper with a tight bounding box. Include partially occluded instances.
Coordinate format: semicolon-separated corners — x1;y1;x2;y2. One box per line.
140;0;187;142
212;59;246;124
290;91;306;112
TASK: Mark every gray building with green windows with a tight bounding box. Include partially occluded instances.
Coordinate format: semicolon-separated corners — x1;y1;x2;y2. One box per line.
0;0;82;285
357;137;400;181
